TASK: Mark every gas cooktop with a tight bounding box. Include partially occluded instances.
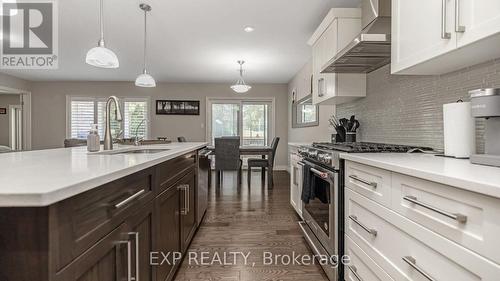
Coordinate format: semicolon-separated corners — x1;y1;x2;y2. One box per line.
312;142;432;153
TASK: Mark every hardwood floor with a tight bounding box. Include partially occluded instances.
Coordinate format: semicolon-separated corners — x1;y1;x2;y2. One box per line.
174;170;329;281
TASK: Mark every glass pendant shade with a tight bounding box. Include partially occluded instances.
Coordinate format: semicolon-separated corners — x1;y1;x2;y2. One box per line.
86;43;119;68
135;71;156;87
231;79;252;93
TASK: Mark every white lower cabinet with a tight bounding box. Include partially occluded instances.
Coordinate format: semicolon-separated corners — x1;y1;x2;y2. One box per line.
391;173;500;265
345;188;500;281
345;235;394;281
290;153;303;218
345;161;392;208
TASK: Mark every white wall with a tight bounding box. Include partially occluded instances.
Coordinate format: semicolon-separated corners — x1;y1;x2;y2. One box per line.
30;82;290;168
287;61;335;144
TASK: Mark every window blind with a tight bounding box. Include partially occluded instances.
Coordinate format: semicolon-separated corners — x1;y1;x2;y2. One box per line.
68;97;149;140
70;100;94;139
124;101;148;139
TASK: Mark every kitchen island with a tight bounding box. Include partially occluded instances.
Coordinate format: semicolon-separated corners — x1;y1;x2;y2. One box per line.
0;142;208;281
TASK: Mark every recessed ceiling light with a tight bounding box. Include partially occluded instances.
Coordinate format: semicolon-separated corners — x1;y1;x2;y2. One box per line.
244;26;255;33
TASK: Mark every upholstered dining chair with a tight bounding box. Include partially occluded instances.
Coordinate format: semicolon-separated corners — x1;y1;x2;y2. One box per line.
214;137;242;185
247;137;280;187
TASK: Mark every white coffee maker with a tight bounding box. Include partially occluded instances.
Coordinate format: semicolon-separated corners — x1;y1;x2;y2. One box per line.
470;88;500;167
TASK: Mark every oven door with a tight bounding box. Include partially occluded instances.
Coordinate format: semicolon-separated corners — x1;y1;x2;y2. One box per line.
301;160;338;255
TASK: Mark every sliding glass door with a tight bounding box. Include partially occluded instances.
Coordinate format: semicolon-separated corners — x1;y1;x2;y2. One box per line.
211;102;240;144
242;103;269;146
208;99;273;146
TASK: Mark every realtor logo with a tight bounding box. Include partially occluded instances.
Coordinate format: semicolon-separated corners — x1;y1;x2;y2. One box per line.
1;0;58;69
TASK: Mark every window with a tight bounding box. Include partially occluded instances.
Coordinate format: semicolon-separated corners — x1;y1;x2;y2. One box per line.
67;97;149;140
207;98;274;146
292;94;319;128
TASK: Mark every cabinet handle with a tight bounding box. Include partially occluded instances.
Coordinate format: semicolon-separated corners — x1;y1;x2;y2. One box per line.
178;184;189;215
349;175;377;188
115;189;146;209
441;0;451;39
318;78;325;97
455;0;465;32
349;215;377;236
128;232;140;281
347;265;364;281
403;195;467;223
402;256;436;281
119;240;133;281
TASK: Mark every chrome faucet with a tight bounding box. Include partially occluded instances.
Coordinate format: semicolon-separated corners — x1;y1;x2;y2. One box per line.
134;119;146;146
104;96;122;150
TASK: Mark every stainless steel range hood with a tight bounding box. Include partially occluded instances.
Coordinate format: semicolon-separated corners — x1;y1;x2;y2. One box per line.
321;0;391;74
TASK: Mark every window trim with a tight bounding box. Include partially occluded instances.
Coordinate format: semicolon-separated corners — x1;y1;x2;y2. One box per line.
205;97;276;146
66;96;151;140
292;94;319;128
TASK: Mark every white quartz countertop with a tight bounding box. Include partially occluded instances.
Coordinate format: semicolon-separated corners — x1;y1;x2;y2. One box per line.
0;142;207;207
340;153;500;199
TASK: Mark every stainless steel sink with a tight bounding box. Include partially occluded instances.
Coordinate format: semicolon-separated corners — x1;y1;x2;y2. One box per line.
121;149;170;154
91;148;170;155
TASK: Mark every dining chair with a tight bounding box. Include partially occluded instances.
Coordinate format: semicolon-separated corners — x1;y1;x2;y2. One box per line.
247;137;280;187
214;137;242;185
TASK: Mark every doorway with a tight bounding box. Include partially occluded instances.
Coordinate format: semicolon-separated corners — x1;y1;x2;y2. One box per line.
0;87;31;152
0;93;22;151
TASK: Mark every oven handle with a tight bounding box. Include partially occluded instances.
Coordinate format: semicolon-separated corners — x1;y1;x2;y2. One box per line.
311;167;330;179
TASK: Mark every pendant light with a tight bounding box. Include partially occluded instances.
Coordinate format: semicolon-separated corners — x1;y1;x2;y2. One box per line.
135;3;156;87
231;60;252;93
86;0;119;68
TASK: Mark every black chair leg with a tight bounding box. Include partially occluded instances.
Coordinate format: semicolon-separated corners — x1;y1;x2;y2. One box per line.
247;166;252;187
261;168;266;182
238;168;242;185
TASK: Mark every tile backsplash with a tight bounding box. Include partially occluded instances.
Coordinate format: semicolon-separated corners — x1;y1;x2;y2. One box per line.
336;59;500;152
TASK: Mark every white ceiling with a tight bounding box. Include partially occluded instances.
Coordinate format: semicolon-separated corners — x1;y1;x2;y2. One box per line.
2;0;361;84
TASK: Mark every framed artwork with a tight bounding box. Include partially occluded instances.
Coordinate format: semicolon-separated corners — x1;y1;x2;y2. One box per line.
156;100;200;115
0;108;6;114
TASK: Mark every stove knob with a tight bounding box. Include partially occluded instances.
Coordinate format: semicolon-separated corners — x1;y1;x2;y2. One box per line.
308;150;318;158
323;155;332;165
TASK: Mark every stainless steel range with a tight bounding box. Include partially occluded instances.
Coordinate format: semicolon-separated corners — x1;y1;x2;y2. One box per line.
297;142;430;281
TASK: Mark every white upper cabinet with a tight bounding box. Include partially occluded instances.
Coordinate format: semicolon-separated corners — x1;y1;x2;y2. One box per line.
459;0;500;47
392;0;500;75
391;0;457;74
309;9;366;105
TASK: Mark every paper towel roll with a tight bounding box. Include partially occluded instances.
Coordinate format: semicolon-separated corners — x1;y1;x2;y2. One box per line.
443;102;476;158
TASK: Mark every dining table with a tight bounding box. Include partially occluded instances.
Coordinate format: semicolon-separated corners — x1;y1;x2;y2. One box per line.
206;145;275;188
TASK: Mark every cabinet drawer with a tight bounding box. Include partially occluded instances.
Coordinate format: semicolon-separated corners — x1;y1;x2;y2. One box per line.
156;151;196;194
346;189;500;281
50;168;154;271
345;161;392;208
391;173;500;265
345;235;394;281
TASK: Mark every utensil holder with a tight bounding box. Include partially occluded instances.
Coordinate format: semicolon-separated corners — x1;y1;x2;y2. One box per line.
346;132;356;142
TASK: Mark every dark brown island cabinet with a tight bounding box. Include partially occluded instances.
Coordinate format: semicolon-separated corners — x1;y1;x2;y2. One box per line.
0;149;207;281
